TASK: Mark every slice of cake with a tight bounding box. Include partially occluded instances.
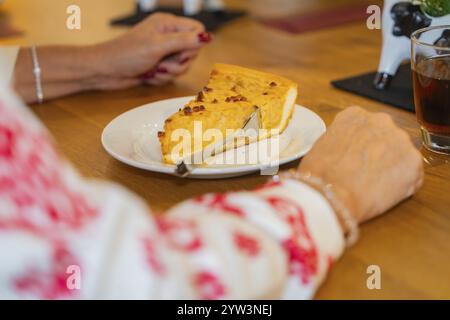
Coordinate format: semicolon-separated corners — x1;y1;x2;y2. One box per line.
158;63;298;165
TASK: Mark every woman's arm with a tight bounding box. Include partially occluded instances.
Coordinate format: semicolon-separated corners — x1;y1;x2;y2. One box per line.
0;85;422;299
13;46;106;102
11;13;210;103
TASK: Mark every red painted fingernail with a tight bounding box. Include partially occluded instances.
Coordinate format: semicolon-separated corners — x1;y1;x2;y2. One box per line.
140;70;155;80
180;57;190;64
198;31;213;43
156;67;168;73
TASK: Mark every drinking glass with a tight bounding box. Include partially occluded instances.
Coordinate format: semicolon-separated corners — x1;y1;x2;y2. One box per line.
411;25;450;154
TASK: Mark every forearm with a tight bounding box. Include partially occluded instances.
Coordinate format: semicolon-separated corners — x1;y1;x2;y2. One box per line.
12;45;105;103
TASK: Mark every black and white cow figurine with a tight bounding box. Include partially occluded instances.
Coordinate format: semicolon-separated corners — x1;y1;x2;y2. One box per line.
374;0;450;90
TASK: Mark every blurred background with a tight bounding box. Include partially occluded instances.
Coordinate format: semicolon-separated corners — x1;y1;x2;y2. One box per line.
0;0;380;45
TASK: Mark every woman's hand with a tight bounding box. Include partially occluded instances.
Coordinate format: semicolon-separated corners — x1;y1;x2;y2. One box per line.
90;13;212;89
298;107;424;225
13;13;212;103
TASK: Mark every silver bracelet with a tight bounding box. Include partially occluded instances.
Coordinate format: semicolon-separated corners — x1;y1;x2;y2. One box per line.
274;170;359;247
30;46;44;104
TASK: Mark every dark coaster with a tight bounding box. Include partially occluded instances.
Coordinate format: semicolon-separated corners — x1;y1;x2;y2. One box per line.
111;5;246;31
331;64;415;113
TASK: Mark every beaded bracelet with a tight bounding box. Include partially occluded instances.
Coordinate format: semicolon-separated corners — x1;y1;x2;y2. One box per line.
30;46;44;104
274;170;359;247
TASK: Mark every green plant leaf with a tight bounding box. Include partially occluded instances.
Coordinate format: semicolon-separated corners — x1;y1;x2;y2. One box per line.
419;0;450;17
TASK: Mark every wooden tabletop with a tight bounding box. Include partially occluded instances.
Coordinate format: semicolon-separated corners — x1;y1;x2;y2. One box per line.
2;0;449;299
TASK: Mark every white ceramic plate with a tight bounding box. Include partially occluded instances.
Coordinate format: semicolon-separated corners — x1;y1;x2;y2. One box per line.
101;96;326;179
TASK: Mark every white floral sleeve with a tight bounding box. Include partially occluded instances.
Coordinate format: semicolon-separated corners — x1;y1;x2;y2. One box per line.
0;86;344;300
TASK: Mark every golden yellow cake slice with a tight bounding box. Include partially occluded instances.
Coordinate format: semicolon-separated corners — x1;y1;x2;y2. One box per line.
158;63;298;165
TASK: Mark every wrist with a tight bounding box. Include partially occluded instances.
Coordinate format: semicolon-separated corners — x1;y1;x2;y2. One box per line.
298;168;360;225
320;179;360;229
77;44;111;90
282;169;360;247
